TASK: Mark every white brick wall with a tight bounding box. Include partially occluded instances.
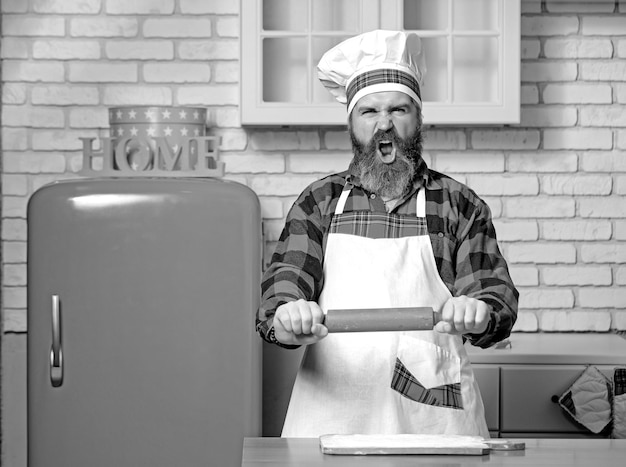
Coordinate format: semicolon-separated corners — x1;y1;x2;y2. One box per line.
1;0;624;334
1;1;626;463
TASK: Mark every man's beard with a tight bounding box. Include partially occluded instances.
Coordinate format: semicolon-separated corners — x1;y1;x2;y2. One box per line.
349;126;424;200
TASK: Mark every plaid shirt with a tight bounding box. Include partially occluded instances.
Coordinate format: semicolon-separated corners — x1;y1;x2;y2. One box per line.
257;160;518;349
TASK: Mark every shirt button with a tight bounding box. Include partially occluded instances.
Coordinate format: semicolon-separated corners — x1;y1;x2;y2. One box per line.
438;232;444;238
370;194;376;199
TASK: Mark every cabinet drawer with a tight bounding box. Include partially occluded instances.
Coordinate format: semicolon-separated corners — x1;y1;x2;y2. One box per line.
472;365;499;432
500;365;612;433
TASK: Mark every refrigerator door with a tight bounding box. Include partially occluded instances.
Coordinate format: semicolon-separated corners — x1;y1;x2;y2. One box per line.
27;178;262;467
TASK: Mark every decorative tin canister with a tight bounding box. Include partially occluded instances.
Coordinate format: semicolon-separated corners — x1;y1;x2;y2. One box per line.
108;106;208;171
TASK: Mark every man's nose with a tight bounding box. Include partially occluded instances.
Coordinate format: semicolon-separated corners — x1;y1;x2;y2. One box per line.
376;112;393;132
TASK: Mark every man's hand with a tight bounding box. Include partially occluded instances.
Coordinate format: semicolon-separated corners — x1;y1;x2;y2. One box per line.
273;299;329;345
434;296;490;335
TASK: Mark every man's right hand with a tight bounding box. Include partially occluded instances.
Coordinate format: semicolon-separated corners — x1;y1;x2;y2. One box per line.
272;299;328;345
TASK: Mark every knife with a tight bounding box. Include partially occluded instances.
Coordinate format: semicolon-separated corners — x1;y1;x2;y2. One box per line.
323;307;440;333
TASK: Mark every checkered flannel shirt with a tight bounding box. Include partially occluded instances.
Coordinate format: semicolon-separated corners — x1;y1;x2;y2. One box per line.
257;160;518;349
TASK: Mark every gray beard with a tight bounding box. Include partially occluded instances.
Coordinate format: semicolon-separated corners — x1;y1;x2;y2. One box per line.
349;127;423;200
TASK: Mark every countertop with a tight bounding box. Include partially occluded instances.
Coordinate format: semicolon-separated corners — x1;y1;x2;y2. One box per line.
242;437;626;466
466;332;626;365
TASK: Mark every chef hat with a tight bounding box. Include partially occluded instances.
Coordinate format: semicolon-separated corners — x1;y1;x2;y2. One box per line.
317;30;426;115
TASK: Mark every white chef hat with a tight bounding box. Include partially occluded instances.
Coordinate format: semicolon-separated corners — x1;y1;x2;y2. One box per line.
317;30;426;115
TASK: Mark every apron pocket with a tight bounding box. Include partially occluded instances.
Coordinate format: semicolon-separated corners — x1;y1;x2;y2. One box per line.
391;334;463;410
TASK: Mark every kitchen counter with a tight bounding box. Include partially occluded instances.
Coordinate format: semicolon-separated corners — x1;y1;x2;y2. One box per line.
465;332;626;365
242;437;626;466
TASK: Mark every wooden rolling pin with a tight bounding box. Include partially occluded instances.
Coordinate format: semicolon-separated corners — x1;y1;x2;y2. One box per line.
323;307;439;333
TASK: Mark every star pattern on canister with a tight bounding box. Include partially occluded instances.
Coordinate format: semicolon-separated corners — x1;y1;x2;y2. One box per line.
108;106;206;139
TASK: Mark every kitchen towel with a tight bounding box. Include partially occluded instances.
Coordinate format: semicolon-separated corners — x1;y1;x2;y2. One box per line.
558;365;612;434
613;367;626;439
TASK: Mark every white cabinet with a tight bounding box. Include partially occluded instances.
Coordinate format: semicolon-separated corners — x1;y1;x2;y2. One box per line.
240;0;520;125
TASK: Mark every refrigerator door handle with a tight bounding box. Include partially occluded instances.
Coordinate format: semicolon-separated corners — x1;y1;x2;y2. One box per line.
50;294;63;387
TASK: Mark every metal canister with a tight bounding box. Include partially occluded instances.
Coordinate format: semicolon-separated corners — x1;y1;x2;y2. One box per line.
108;106;207;171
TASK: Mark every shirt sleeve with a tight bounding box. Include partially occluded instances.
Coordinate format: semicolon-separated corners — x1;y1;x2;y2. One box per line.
256;185;327;347
453;198;519;348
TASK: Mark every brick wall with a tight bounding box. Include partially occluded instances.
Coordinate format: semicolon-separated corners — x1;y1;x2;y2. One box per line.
1;0;626;464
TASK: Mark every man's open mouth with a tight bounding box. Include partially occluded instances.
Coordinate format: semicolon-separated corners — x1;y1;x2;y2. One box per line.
377;140;397;164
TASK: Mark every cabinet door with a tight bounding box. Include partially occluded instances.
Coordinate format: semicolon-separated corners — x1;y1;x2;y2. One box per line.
241;0;395;125
241;0;520;125
500;365;613;434
472;365;500;432
403;0;520;124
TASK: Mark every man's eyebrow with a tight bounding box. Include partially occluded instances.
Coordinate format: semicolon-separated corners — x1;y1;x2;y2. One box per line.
356;104;377;112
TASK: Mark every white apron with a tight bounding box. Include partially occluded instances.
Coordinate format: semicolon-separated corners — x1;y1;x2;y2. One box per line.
281;184;489;438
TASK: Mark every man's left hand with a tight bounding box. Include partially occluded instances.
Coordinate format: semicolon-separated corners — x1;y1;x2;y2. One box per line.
434;296;490;335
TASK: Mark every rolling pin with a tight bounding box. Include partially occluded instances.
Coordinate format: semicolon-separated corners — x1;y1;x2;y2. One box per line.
323;307;439;333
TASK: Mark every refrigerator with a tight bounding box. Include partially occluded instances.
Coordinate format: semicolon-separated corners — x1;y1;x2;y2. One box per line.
27;177;262;467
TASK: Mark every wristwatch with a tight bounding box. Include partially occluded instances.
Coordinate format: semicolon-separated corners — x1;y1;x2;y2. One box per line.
267;326;281;345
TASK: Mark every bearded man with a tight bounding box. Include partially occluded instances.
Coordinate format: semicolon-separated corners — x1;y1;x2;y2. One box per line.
256;30;518;438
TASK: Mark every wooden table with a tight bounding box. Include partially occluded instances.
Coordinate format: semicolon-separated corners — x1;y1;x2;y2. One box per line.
242;437;626;466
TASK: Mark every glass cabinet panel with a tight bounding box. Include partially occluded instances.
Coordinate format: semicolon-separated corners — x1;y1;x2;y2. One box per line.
262;35;350;104
262;38;308;103
259;0;366;107
263;0;308;31
312;0;361;31
453;36;498;103
403;0;448;31
454;0;498;30
420;37;448;103
403;0;502;106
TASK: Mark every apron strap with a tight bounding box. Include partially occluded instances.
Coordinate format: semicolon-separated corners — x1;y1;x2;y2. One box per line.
334;183;353;215
416;187;426;218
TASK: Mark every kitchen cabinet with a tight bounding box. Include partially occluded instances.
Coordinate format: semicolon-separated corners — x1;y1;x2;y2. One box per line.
240;0;521;126
500;365;614;435
467;333;626;438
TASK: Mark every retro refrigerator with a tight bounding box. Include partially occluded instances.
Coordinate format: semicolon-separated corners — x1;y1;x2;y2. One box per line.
27;177;262;467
